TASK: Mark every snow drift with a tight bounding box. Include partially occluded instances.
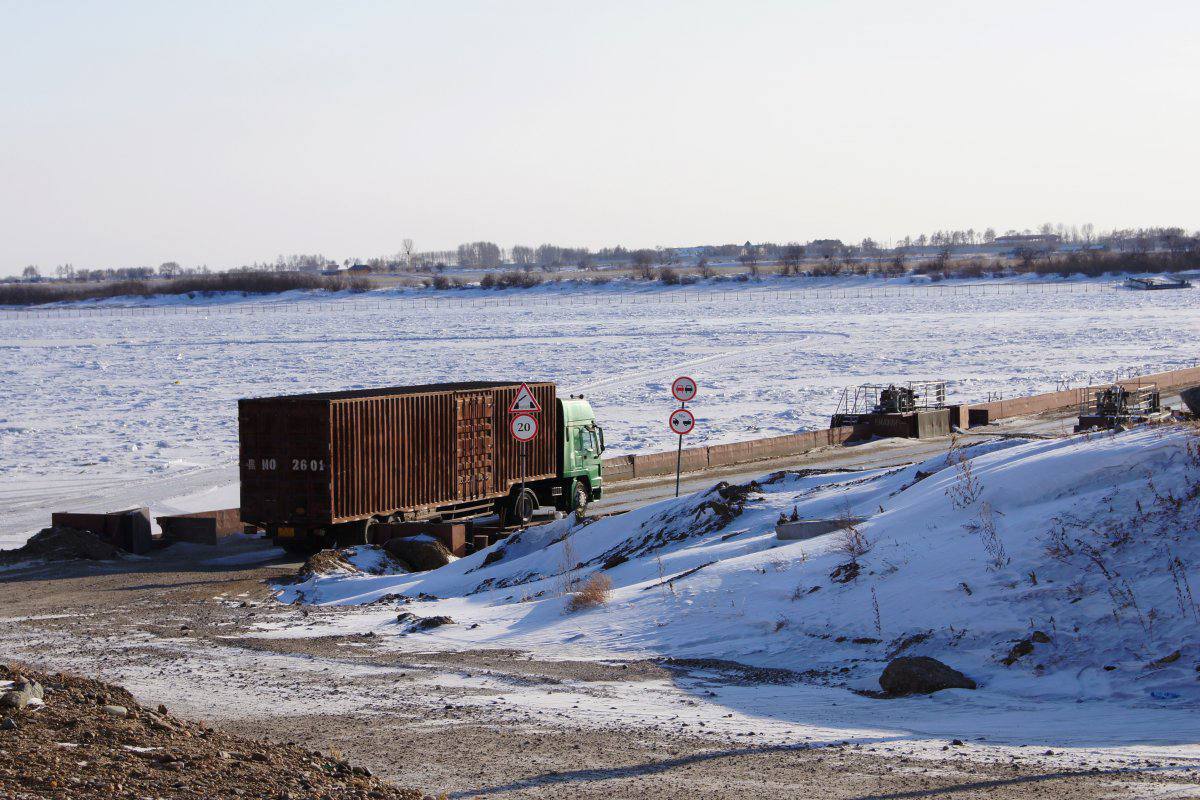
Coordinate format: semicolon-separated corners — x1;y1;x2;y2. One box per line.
273;425;1200;708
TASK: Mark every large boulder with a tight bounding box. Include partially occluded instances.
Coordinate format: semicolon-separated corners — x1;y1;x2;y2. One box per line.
879;656;976;695
384;536;452;572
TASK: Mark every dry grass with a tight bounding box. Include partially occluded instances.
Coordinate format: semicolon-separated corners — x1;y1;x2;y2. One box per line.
566;573;613;612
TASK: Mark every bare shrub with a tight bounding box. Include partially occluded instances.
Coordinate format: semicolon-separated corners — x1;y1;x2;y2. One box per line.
657;267;681;285
871;586;882;637
566;574;612;612
556;532;580;597
1168;553;1199;623
964;501;1008;570
837;513;872;563
945;434;982;509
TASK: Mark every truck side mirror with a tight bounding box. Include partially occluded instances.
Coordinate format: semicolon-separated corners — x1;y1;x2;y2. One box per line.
598;428;605;453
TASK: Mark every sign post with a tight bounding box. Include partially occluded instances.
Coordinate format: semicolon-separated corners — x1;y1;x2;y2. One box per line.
508;384;542;521
669;377;698;497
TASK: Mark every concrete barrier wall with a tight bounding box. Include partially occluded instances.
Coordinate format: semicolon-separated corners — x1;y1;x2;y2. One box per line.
155;508;242;545
1127;365;1200;392
601;454;635;482
966;365;1200;425
966;387;1080;425
631;446;710;478
602;365;1200;485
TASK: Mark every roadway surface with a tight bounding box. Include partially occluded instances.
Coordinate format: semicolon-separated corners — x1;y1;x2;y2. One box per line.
591;398;1171;516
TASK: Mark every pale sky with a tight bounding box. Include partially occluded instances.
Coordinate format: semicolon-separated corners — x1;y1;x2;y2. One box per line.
2;0;1197;275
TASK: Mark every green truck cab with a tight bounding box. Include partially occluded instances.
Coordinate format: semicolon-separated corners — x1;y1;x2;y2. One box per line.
556;396;605;516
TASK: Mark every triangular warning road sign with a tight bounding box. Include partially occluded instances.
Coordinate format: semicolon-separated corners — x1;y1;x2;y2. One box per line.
508;383;542;414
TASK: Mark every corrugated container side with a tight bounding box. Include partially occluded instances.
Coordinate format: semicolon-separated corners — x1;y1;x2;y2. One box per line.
241;383;557;527
239;397;333;525
492;383;557;493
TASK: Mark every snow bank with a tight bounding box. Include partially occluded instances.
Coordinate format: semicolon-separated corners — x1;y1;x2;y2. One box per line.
269;426;1200;711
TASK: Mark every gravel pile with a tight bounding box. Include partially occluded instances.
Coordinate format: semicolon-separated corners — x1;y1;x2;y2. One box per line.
0;526;123;564
0;663;427;799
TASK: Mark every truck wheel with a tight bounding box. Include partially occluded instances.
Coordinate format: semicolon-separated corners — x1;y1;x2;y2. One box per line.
507;488;538;526
334;518;374;548
571;483;590;517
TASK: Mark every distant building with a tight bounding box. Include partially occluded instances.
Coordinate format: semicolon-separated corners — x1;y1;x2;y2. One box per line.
348;264;372;274
993;234;1060;249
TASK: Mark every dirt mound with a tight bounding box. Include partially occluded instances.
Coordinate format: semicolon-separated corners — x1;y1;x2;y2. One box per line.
298;548;353;579
589;479;764;567
384;536;452;572
0;526;122;564
0;662;424;799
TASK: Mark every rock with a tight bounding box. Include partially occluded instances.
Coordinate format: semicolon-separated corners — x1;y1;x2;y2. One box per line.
601;553;627;571
413;616;454;631
147;711;179;731
0;717;16;731
1030;630;1051;644
101;704;128;718
829;562;861;584
1002;639;1035;666
384;537;452;572
1147;650;1182;668
1;679;44;711
879;656;976;695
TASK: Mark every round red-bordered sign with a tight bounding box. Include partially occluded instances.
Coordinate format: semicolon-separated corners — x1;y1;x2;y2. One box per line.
671;376;698;403
668;408;696;435
510;413;539;442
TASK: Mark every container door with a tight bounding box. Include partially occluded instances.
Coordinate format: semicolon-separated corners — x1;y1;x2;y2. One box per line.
455;392;494;501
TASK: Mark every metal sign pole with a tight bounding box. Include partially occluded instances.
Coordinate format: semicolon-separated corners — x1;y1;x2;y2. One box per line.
675;401;684;498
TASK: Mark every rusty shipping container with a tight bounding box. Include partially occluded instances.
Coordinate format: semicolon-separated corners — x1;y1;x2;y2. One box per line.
239;382;557;530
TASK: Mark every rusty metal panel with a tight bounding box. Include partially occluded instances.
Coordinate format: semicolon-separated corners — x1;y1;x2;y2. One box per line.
491;382;557;493
239;382;556;528
239;397;332;527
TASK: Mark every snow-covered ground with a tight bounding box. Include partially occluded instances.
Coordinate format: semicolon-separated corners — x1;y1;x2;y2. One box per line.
2;275;1197;548
260;425;1200;760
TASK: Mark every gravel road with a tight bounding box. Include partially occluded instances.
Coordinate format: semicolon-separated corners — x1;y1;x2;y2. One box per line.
2;533;1197;799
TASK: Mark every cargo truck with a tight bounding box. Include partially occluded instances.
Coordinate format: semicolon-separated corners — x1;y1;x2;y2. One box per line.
238;382;604;550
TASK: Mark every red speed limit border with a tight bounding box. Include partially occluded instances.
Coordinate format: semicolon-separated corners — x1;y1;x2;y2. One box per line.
669;407;696;435
671;375;697;403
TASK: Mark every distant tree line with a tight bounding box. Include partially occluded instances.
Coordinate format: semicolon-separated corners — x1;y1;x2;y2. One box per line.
9;223;1197;288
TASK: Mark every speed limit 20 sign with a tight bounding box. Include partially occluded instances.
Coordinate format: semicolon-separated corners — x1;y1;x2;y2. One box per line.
669;408;695;435
671;376;697;403
510;413;539;442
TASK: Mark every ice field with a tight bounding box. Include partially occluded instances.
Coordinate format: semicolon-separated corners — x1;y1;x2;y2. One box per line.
2;277;1197;546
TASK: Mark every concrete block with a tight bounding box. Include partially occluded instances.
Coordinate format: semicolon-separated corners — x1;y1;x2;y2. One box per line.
776;517;868;541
